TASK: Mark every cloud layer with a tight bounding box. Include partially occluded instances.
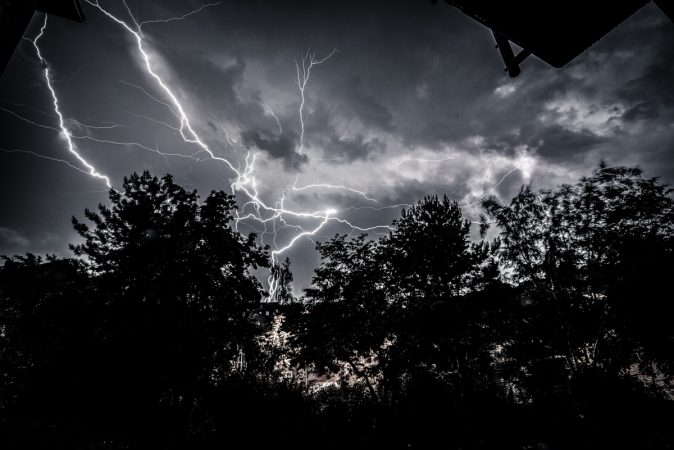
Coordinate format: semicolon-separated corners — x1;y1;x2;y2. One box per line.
1;0;673;289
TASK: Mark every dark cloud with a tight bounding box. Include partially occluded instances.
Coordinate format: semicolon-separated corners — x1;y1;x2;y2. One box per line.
622;101;663;122
335;76;395;131
240;129;307;169
327;134;386;161
168;51;248;113
617;53;674;123
529;126;606;162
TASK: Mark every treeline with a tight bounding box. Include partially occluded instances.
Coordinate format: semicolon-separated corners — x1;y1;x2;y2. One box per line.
1;164;673;449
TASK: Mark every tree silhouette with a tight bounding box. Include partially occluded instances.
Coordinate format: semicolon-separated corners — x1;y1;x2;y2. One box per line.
287;195;513;447
482;163;674;448
377;196;499;388
291;234;386;401
1;172;271;448
0;255;101;448
381;195;488;301
2;166;674;449
483;164;674;384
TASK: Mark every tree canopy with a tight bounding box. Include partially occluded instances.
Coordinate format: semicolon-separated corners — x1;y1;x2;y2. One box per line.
1;172;277;448
1;165;673;449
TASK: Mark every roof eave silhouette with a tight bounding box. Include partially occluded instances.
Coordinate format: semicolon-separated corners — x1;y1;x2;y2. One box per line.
442;0;671;77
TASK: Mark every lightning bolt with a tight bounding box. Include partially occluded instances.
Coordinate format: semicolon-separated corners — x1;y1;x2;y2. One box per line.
84;1;239;175
26;15;112;188
137;1;223;29
79;1;394;301
295;48;337;155
462;165;523;208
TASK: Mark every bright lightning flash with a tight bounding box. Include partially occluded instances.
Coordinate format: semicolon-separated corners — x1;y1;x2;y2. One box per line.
26;16;111;188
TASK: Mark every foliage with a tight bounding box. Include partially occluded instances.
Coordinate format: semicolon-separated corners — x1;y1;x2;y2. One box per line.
1;166;674;449
1;172;269;448
482;163;674;397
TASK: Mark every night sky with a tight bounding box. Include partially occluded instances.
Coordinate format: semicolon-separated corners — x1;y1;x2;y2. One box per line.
1;0;673;291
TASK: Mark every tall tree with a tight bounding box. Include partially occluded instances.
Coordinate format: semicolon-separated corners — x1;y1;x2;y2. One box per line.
380;195;487;301
378;195;499;392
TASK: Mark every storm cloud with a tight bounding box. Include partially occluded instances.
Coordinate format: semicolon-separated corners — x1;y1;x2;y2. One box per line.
1;0;673;289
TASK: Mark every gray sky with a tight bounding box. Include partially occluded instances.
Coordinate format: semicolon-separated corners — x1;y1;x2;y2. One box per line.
1;0;673;291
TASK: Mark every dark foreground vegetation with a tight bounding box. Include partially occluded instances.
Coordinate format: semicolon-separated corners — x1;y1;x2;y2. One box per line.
1;163;673;449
